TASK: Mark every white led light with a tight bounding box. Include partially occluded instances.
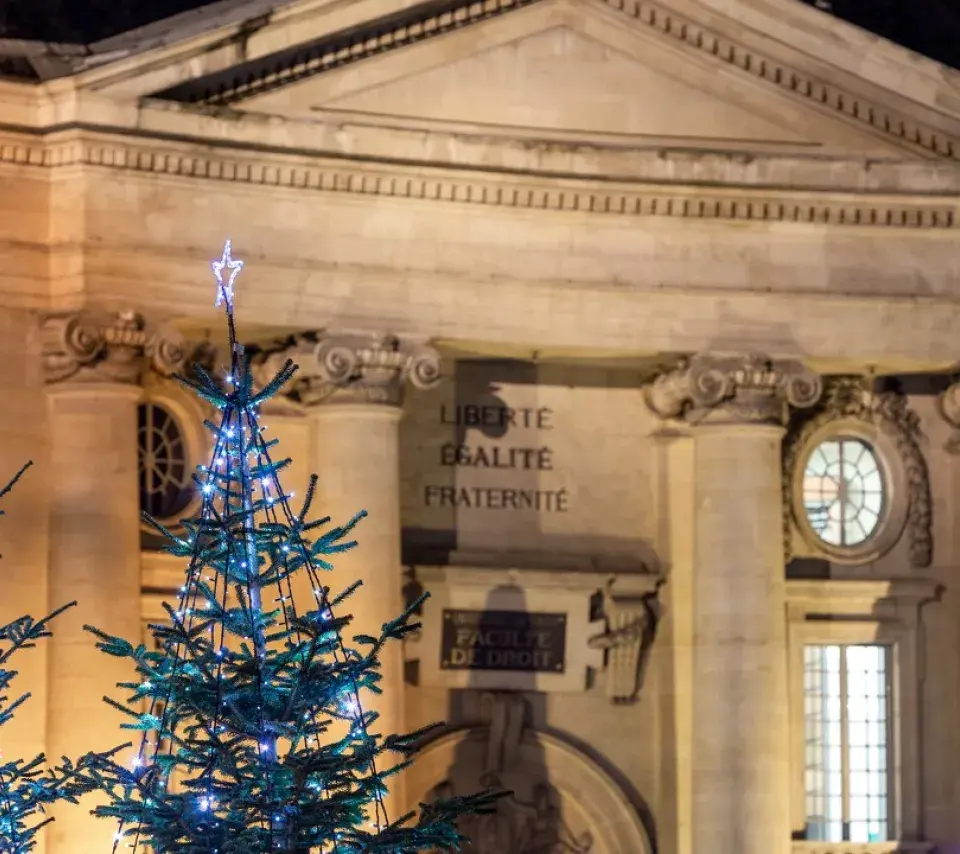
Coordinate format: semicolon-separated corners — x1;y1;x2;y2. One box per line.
211;240;244;309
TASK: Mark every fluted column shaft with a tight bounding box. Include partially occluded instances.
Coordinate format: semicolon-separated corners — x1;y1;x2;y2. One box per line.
42;311;190;854
309;405;405;808
45;385;142;854
692;422;788;854
45;380;142;741
254;332;442;820
647;353;822;854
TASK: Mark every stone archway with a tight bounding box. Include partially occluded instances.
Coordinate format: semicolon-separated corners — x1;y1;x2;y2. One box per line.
410;723;651;854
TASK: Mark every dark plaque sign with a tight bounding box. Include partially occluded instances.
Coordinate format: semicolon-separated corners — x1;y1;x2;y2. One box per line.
440;609;567;673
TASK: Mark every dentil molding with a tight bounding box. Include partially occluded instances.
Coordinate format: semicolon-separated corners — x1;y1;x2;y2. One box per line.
0;133;955;230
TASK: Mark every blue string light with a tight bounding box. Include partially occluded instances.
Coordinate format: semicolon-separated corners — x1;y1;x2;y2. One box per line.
70;240;501;854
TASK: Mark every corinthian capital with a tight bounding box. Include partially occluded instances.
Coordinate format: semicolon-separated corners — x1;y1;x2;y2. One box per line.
251;331;442;407
41;311;193;386
645;352;822;425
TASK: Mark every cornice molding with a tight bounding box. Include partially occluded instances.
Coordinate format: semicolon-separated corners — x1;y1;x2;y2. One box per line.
147;0;960;161
785;577;942;613
600;0;958;160
1;132;956;230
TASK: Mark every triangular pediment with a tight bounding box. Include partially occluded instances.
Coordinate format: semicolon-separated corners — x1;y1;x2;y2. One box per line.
210;0;940;156
283;25;848;148
75;0;960;160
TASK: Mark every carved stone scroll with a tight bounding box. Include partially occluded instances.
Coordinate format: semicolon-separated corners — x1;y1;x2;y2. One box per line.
251;331;441;407
41;311;194;386
645;352;822;426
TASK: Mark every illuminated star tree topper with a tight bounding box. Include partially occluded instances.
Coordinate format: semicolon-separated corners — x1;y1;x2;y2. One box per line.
211;239;244;311
71;240;503;854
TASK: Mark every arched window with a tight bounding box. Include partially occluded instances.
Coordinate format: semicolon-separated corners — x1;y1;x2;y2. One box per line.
137;402;193;521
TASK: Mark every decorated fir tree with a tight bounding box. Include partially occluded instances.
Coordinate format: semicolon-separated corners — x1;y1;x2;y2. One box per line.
71;242;500;854
0;464;92;854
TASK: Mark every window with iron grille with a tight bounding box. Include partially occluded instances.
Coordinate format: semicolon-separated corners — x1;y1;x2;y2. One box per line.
803;644;893;843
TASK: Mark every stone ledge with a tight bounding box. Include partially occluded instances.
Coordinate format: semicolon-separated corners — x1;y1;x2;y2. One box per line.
792;843;935;854
1;130;955;229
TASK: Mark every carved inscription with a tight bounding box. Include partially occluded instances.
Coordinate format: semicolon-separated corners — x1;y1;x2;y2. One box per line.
425;403;569;512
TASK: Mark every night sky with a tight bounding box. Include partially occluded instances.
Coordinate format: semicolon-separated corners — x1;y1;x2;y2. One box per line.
0;0;958;72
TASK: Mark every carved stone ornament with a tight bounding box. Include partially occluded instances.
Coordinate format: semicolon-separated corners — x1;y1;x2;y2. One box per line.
426;694;595;854
587;576;662;704
480;691;526;775
938;380;960;454
41;311;194;386
250;331;442;407
782;376;933;568
645;352;823;426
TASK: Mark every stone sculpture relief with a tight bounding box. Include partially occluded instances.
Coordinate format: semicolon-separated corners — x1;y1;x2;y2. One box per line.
426;693;593;854
428;777;593;854
782;376;932;567
587;576;662;704
938;379;960;455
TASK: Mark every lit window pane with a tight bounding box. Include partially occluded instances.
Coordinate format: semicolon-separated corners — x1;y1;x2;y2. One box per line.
804;644;892;843
801;439;885;548
818;441;840;467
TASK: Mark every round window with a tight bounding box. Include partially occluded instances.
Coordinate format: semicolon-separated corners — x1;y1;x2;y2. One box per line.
137;402;193;521
801;437;885;548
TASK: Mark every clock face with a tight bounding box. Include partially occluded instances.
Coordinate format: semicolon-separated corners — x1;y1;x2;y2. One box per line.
802;437;885;548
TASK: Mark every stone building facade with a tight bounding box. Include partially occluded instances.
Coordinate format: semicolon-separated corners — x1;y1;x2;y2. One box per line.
2;0;960;853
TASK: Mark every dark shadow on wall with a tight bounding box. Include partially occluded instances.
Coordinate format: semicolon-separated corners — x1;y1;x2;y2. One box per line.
402;531;660;573
423;583;594;853
403;357;661;569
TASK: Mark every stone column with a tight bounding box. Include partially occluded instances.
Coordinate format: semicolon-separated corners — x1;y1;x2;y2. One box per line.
41;311;187;854
646;353;822;854
254;333;441;818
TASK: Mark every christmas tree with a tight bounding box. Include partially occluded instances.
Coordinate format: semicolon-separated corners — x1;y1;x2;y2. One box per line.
71;242;501;854
0;463;93;854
